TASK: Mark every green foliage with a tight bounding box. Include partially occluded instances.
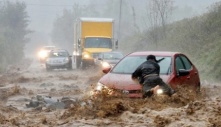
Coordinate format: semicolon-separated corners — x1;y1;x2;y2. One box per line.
0;1;30;72
126;2;221;81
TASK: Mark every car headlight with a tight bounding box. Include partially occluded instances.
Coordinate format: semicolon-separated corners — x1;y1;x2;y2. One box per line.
83;54;90;59
95;82;113;95
89;82;107;96
38;50;48;58
83;54;89;58
101;61;111;68
96;82;107;91
73;51;79;56
156;89;163;95
82;52;91;59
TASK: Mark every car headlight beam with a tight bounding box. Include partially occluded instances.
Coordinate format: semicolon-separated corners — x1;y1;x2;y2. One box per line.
83;53;90;59
96;82;106;91
38;50;48;58
156;89;163;95
102;61;111;68
95;82;114;95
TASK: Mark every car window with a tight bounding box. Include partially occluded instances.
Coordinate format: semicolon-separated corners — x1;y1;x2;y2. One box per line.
103;53;112;59
175;56;185;71
180;55;192;70
49;51;68;57
103;52;123;60
158;57;172;74
112;56;146;74
112;56;171;74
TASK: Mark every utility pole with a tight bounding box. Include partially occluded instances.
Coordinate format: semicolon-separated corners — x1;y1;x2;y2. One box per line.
118;0;122;40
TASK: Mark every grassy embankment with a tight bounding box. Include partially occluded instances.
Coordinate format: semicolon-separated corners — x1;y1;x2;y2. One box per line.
122;4;221;82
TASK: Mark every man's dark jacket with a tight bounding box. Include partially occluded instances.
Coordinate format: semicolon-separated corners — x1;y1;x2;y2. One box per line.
132;60;160;84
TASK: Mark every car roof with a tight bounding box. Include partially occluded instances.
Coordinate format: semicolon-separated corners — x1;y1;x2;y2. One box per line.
51;49;68;52
129;51;181;57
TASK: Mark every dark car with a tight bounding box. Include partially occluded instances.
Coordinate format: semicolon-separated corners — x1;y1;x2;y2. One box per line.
92;51;201;98
45;49;72;71
94;51;124;69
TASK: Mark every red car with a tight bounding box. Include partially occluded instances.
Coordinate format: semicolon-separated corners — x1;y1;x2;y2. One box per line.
92;51;201;98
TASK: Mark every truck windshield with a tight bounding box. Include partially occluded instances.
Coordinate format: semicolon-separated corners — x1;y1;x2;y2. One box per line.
85;38;112;48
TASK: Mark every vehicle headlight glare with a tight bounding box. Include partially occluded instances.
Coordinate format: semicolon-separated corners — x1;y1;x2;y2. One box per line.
83;54;90;59
96;82;104;91
73;51;79;56
157;89;163;95
102;62;110;68
38;50;47;58
94;82;113;95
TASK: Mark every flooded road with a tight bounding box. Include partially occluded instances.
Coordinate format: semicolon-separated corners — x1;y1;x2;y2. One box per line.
0;58;221;127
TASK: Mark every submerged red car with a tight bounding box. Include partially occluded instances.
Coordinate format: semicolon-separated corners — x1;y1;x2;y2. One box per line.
92;51;201;98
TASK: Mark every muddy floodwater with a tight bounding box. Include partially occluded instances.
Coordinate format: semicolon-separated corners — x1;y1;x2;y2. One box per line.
0;58;221;127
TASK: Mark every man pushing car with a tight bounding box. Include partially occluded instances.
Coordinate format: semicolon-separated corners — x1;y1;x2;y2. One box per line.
132;55;175;98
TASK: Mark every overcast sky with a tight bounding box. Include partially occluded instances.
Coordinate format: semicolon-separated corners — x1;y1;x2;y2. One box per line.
5;0;220;34
2;0;221;55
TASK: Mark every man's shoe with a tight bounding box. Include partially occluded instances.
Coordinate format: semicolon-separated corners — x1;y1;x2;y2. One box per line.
143;90;153;98
168;89;175;97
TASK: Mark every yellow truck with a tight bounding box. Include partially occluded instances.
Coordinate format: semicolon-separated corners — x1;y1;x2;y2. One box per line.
73;17;118;69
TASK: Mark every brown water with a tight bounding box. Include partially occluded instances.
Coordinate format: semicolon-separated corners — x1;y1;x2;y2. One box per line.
0;59;220;127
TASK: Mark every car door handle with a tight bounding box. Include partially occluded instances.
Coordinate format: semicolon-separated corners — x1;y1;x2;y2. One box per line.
187;76;190;79
195;72;198;75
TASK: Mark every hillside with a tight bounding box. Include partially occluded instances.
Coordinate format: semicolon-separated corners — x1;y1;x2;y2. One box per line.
123;3;221;82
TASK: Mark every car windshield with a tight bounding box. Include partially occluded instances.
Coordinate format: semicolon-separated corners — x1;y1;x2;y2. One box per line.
49;51;69;57
85;37;112;48
103;52;123;60
112;56;172;75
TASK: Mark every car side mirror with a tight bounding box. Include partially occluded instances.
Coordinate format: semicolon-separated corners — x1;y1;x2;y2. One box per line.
178;69;190;76
102;66;111;74
78;39;81;47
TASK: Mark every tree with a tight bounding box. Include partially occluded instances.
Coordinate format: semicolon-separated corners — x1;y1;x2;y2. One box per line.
146;0;173;47
0;1;30;72
51;4;86;53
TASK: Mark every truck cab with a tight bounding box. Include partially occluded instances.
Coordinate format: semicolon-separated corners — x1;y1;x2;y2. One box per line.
73;18;118;69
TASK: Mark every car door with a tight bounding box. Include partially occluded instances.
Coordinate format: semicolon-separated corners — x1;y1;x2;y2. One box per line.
174;54;197;87
179;55;199;87
172;55;188;86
